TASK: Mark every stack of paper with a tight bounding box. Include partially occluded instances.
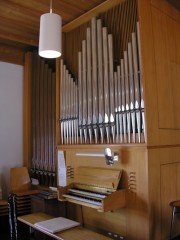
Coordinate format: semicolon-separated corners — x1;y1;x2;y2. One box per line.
34;217;80;233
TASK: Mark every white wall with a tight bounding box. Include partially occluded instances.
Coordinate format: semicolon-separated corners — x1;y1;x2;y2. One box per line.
0;61;23;199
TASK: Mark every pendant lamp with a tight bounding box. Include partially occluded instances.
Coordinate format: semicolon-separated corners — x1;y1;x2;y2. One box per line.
39;0;61;58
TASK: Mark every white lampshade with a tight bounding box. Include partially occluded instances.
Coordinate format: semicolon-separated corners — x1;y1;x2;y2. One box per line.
39;13;62;58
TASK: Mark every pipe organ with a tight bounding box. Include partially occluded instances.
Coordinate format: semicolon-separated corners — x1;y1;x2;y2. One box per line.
60;18;145;145
23;0;180;239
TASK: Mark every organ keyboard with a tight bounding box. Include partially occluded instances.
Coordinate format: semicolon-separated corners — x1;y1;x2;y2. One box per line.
58;167;126;212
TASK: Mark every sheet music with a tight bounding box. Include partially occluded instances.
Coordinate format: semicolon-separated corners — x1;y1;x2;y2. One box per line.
58;150;67;187
34;217;80;233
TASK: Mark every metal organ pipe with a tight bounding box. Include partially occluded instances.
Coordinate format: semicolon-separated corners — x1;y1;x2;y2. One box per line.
59;19;145;145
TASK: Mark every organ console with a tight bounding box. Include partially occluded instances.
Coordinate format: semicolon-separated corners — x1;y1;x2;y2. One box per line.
58;166;126;212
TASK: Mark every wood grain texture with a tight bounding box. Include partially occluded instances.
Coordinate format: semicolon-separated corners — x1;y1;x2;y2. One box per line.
152;6;180;129
0;44;24;65
148;147;180;239
0;0;106;54
23;52;32;168
138;0;180;146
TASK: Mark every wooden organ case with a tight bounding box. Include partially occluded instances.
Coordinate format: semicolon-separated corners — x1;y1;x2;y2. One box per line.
56;0;145;238
23;0;180;239
55;0;180;239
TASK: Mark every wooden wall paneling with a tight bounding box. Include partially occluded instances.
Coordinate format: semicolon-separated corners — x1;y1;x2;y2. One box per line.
160;163;177;239
161;162;180;239
82;207;126;237
147;149;161;240
23;52;33;168
151;0;180;23
138;0;180;146
148;147;180;239
151;6;180;130
124;147;149;240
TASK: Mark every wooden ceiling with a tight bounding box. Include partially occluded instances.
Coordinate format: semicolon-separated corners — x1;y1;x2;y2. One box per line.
1;0;180;65
0;0;106;57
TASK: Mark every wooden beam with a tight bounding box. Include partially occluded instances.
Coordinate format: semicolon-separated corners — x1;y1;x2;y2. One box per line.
62;0;126;32
0;29;38;47
0;44;24;65
23;52;32;168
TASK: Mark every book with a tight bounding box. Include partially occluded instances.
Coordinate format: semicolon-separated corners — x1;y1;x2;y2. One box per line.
37;193;57;199
34;217;80;233
37;189;58;199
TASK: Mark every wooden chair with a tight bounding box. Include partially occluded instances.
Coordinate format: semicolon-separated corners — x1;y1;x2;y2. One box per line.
169;200;180;240
9;167;39;240
10;166;38;195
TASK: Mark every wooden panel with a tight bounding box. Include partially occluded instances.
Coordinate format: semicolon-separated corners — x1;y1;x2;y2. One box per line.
74;167;122;189
125;147;149;240
152;7;180;129
151;0;180;23
83;207;126;236
23;52;33;168
161;164;176;239
138;0;180;146
148;146;180;239
161;163;180;239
